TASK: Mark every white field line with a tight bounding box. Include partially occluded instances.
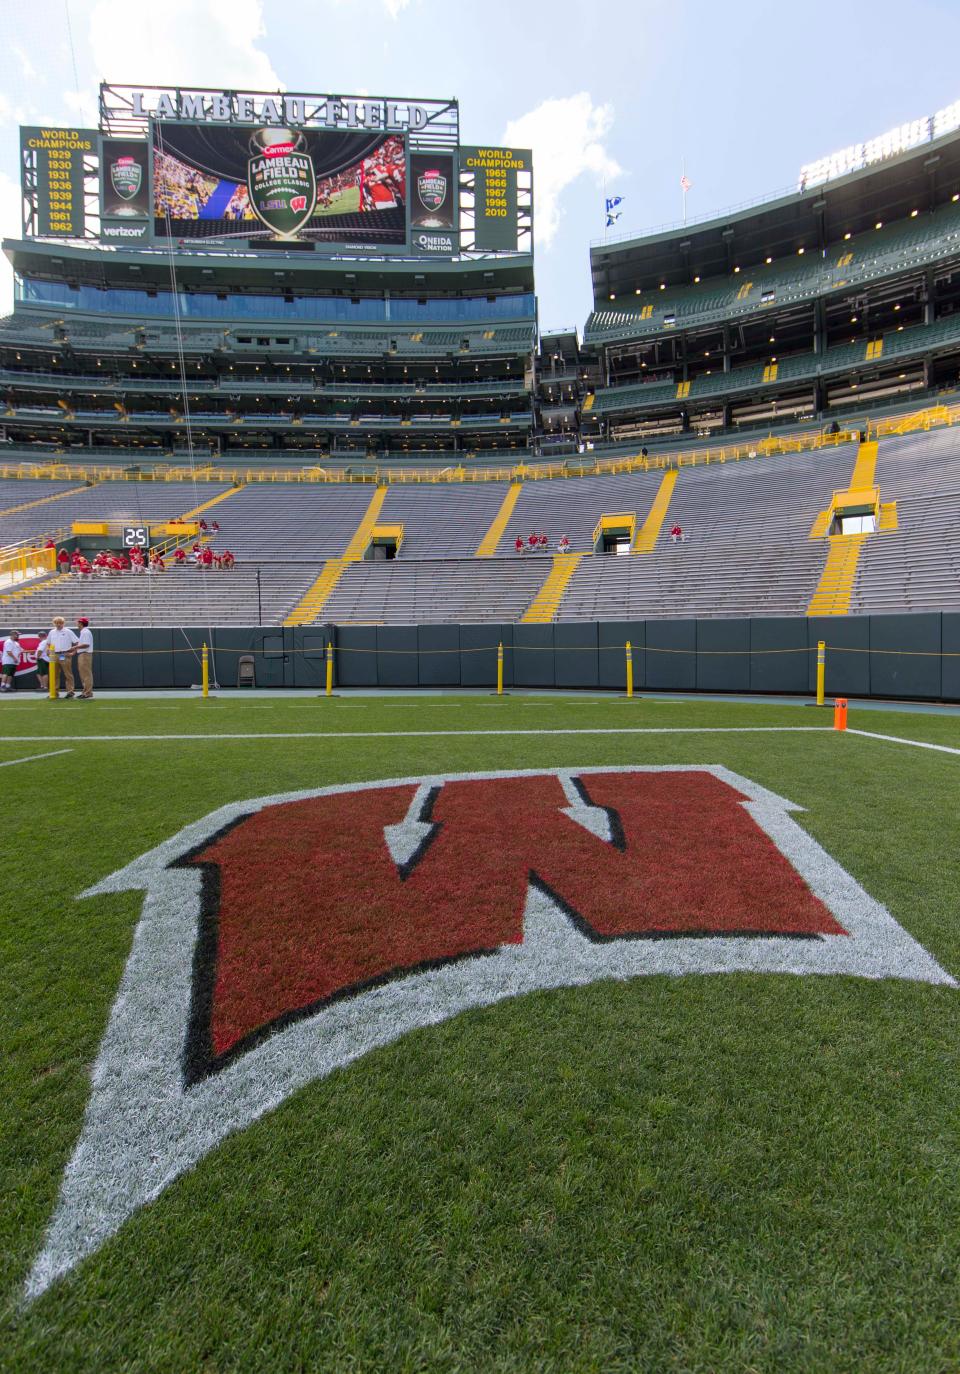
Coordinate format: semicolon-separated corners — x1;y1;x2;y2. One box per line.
848;728;960;757
0;727;833;743
0;747;73;767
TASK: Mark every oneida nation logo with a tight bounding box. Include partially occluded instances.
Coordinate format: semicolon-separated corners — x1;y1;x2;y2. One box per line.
28;766;953;1297
417;168;447;211
110;157;141;200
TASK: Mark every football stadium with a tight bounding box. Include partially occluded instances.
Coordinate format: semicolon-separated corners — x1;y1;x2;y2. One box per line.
4;70;960;1373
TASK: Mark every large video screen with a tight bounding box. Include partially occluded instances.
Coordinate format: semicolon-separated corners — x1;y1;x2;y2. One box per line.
151;123;406;245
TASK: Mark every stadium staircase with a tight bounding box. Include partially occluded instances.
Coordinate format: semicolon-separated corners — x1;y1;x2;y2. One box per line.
806;535;868;615
806;441;897;615
0;480;93;519
283;486;388;625
179;484;245;521
476;483;522;556
521;554;584;622
633;471;678;552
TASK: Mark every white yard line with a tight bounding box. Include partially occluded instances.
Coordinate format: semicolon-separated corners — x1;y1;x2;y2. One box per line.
848;728;960;757
0;748;73;767
0;727;832;743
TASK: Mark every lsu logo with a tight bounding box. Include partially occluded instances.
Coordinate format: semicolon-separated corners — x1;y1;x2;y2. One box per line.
29;767;953;1297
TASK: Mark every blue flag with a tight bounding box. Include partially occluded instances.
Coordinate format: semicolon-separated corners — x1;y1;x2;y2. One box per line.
605;194;623;228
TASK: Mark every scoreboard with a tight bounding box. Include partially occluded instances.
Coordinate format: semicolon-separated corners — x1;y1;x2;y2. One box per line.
461;147;531;252
17;86;533;260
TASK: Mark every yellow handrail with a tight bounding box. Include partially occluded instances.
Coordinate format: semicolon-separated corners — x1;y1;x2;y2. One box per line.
0;396;957;490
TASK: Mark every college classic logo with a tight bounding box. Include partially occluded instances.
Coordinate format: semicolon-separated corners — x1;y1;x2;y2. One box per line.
417;167;447;211
110;156;141;201
247;127;316;239
28;766;953;1297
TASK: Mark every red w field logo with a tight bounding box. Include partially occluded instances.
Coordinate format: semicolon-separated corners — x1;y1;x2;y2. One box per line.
29;767;954;1298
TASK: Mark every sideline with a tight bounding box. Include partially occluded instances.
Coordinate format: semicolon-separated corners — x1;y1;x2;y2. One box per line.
848;728;960;758
0;748;73;767
0;727;834;742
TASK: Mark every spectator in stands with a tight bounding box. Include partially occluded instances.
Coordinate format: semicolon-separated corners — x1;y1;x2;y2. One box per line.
1;630;22;693
538;532;549;551
148;551;165;573
211;521;220;534
670;524;685;544
558;535;570;554
515;535;525;555
76;556;92;579
57;548;70;573
43;538;55;550
34;630;49;694
47;616;77;698
173;547;187;565
199;546;214;568
199;519;208;532
221;550;235;570
74;617;94;700
528;532;538;552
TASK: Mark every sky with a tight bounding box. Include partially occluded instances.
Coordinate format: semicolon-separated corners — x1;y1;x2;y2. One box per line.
1;0;960;329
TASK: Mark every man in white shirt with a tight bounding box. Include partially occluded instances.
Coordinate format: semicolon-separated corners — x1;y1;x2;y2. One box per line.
1;630;22;692
47;616;78;698
34;630;50;694
75;617;94;699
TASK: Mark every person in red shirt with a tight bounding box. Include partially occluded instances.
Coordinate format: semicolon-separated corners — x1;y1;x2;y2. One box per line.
539;532;548;550
44;538;56;550
199;519;208;532
57;548;70;571
211;521;220;534
670;524;684;543
148;551;165;573
558;535;570;554
221;550;235;569
528;532;538;552
515;535;524;555
77;556;92;578
199;547;214;568
173;547;187;564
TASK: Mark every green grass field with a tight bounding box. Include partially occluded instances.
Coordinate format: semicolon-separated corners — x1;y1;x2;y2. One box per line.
315;186;361;218
3;693;960;1372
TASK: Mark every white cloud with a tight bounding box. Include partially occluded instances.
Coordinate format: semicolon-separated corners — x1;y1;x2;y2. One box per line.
14;45;37;82
382;0;411;17
502;92;622;247
87;0;282;90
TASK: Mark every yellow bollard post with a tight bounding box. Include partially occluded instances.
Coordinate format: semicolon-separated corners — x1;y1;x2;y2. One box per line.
497;641;504;696
201;642;209;699
625;640;634;698
816;639;826;707
49;652;58;700
326;641;333;698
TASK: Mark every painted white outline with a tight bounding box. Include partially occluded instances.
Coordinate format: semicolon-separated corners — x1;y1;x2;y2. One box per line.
26;764;954;1300
848;728;960;757
0;748;72;767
